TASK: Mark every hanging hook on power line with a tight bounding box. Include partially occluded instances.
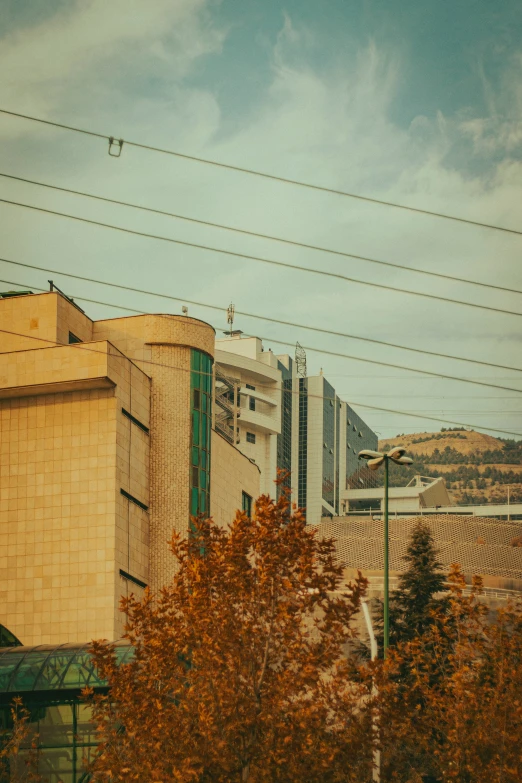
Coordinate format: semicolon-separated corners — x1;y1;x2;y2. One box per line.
108;137;124;157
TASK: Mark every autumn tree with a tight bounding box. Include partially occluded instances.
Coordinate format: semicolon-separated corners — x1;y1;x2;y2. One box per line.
376;566;522;782
0;699;41;783
86;489;370;783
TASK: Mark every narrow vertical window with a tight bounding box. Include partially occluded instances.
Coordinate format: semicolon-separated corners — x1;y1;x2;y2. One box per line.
242;491;253;518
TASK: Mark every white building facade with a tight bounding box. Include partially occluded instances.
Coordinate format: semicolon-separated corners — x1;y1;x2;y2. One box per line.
214;334;378;523
215;335;286;497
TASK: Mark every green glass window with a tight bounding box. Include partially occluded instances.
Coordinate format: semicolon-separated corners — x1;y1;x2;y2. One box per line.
242;491;253;518
190;350;212;520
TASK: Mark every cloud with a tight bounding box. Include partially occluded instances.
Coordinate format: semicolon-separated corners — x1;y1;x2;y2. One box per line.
0;8;521;437
0;0;225;126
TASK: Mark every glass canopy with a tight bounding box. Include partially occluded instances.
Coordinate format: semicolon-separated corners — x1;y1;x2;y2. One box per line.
0;641;133;694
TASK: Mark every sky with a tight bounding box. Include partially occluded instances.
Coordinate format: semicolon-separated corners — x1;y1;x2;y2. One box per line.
0;0;521;441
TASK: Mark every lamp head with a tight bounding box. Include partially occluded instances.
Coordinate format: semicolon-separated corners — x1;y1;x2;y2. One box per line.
387;446;406;460
394;455;413;465
358;449;383;461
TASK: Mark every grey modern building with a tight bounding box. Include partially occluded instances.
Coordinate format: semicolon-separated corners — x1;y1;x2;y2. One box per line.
297;376;378;523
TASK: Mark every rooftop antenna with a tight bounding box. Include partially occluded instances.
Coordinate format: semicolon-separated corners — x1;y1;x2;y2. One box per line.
295;342;307;378
227;303;235;331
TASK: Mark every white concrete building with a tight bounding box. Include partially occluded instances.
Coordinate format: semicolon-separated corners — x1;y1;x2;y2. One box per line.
214;333;379;523
215;334;287;497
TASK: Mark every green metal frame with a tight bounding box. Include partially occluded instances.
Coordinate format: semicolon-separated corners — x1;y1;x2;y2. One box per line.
190;350;213;519
0;642;132;783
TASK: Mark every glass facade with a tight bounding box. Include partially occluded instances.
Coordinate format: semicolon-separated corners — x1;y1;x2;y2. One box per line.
0;642;133;783
276;360;293;498
345;403;378;489
190;350;213;519
322;379;335;509
298;378;308;515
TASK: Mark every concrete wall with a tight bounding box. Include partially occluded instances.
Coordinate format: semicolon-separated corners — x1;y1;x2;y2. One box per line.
93;314;215;592
0;341;151;645
0;292;93;352
210;430;260;528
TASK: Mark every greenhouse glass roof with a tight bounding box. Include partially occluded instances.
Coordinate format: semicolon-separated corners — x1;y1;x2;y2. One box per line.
0;641;133;694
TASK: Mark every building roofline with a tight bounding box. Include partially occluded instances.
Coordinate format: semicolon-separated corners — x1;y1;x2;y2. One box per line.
95;312;216;334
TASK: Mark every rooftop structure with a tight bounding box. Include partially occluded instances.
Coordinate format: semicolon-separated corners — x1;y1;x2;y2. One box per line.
341;473;452;515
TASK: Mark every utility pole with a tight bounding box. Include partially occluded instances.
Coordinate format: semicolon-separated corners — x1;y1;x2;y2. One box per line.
383;457;390;653
358;447;413;658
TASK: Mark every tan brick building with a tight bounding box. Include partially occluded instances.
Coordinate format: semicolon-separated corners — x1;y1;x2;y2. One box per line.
0;291;259;646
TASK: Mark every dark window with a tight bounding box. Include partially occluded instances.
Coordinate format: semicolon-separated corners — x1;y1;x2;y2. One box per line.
120;488;149;511
276;363;293;498
298;377;308;516
119;569;147;589
246;432;256;444
68;332;82;344
322;379;335;509
246;383;256;390
249;396;256;411
242;491;253;517
193;388;201;410
122;408;149;434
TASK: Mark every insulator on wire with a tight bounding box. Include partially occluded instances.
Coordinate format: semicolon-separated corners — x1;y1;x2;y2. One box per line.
108;137;124;157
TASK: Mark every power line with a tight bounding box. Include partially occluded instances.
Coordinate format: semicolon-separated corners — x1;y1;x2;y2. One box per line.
1;198;521;320
2;172;520;297
2;256;521;375
1;107;521;237
351;401;522;437
2;274;522;399
1;322;521;438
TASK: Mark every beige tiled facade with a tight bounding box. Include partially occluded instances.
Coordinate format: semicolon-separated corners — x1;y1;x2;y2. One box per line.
1;292;260;646
211;430;260;528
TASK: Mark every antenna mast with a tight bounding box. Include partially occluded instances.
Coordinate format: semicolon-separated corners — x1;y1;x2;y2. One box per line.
295;342;307;378
226;303;235;335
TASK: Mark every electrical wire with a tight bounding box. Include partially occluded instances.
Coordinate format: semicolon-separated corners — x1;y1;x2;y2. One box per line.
1;171;520;297
1;256;521;374
2;275;522;400
1;107;521;237
1;197;521;319
1;322;521;438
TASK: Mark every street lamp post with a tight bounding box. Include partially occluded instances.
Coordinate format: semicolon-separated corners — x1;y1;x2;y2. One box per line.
358;447;413;657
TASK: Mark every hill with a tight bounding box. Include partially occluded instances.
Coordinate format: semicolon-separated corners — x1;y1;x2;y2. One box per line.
378;428;522;505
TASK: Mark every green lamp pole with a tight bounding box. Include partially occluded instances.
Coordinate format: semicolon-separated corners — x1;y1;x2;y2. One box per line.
358;447;413;657
383;456;389;652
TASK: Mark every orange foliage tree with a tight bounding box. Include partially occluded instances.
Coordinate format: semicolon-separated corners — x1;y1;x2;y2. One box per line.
86;490;370;783
0;699;42;783
376;565;522;782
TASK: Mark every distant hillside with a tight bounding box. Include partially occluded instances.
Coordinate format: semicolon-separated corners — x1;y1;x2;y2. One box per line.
378;429;522;505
